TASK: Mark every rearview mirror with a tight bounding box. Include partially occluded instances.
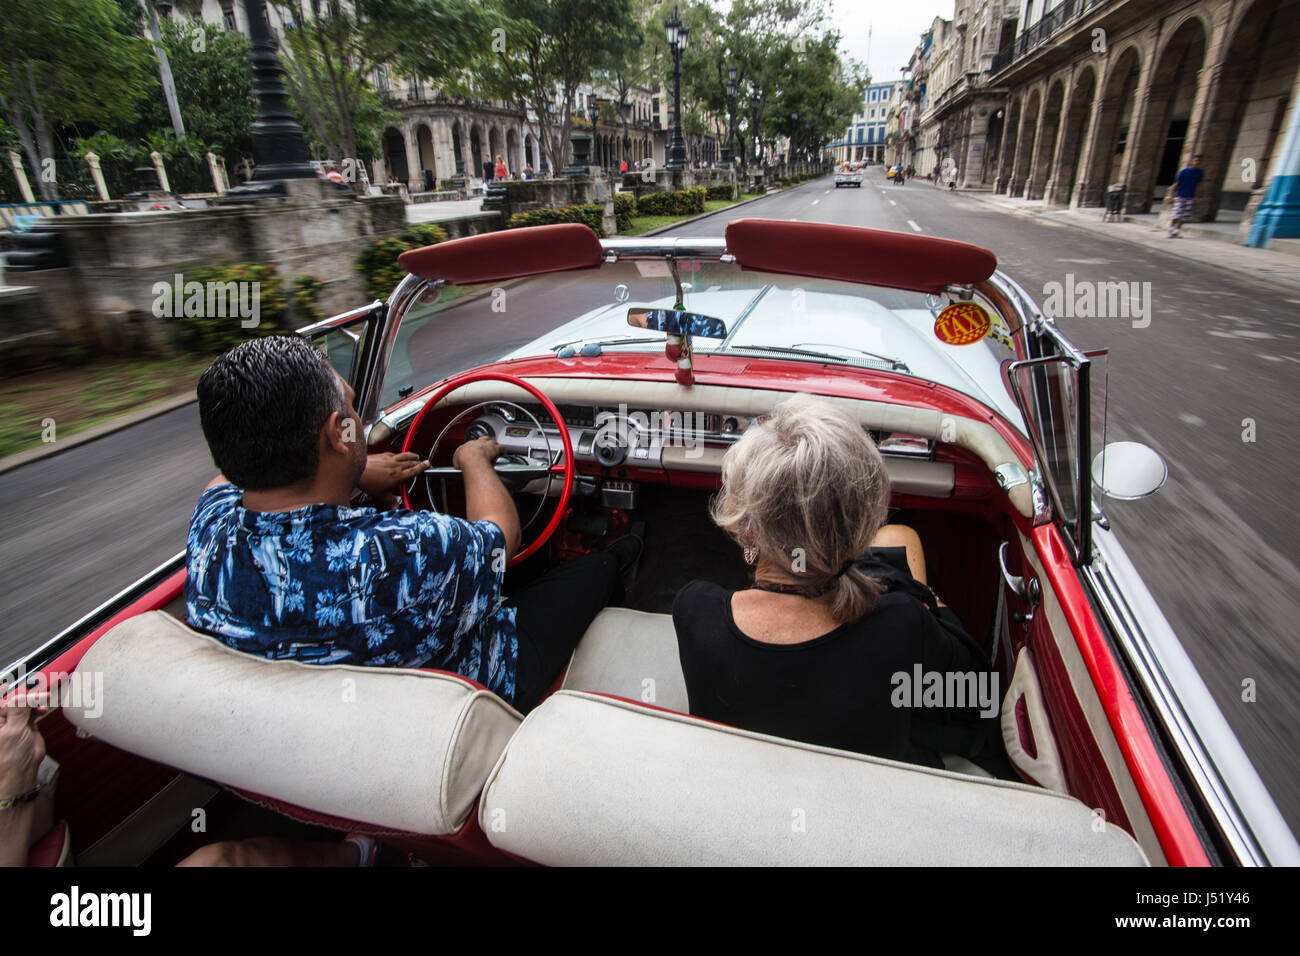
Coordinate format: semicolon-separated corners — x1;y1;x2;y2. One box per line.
1091;441;1167;500
627;307;727;339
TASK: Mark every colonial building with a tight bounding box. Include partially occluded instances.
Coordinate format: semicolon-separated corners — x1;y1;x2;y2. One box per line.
176;1;678;187
985;0;1300;238
831;82;902;163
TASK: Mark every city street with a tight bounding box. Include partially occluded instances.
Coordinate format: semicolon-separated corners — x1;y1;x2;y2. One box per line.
2;173;1297;835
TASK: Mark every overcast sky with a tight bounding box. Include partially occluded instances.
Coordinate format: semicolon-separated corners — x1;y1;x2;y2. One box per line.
825;0;950;86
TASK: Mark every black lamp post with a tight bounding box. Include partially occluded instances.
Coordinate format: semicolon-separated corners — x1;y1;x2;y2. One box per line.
665;6;689;170
589;95;601;169
721;65;737;165
226;0;317;195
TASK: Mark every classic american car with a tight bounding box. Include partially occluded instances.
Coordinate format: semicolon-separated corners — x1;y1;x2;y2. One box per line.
834;164;864;188
7;219;1298;867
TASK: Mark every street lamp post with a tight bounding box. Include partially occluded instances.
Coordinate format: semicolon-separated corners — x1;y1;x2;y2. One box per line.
665;6;689;170
589;95;601;169
721;65;737;166
231;0;317;188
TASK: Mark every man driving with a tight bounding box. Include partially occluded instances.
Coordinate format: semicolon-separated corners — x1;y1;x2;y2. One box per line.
185;335;639;712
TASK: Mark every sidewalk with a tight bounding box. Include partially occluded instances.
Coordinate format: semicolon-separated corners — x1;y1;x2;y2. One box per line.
962;191;1300;295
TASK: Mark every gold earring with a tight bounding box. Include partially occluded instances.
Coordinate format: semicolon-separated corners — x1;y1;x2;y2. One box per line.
743;547;757;565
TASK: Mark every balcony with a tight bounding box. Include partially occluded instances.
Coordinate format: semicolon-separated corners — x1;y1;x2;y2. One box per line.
990;0;1116;75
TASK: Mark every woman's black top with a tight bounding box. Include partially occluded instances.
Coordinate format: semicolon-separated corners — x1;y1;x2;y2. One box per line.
672;565;993;768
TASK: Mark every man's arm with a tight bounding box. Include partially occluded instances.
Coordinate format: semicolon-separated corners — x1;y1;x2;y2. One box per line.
453;438;522;560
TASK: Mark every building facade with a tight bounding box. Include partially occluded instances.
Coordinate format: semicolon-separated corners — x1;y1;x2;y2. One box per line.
986;0;1300;239
831;82;902;163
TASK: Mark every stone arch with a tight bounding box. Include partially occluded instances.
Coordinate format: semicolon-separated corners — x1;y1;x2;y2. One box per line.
1125;15;1208;212
488;126;504;166
1078;44;1144;206
415;123;435;185
1199;0;1300;222
524;132;536;171
996;96;1022;192
1011;86;1042;197
1028;78;1066;199
383;127;409;183
506;128;520;176
450;120;466;176
1049;64;1097;205
469;124;485;175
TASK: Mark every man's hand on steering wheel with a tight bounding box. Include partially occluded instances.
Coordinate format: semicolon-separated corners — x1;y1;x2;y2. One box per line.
452;436;505;470
358;452;429;508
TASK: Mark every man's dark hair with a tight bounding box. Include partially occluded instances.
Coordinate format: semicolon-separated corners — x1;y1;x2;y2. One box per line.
197;335;345;490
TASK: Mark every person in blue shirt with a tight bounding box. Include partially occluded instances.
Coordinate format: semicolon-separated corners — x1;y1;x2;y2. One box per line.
186;335;637;713
1168;154;1204;238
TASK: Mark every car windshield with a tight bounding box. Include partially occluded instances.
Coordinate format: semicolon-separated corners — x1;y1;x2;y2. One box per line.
379;257;1024;427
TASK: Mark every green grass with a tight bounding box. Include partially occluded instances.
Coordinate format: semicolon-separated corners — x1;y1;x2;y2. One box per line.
0;355;210;460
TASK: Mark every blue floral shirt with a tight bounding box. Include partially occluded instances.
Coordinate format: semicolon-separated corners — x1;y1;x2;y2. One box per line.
184;484;519;701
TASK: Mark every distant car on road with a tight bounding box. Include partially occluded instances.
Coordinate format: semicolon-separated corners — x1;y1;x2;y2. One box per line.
834;165;864;188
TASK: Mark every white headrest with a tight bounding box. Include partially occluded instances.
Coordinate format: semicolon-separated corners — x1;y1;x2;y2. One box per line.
64;611;521;835
480;691;1149;866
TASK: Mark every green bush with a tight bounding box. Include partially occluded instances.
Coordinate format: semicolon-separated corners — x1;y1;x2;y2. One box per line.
705;183;735;201
292;274;325;326
355;222;450;300
633;186;705;217
507;203;606;237
172;263;286;356
614;192;637;232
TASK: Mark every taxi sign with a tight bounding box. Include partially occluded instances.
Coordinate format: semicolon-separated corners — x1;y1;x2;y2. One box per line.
934;302;991;346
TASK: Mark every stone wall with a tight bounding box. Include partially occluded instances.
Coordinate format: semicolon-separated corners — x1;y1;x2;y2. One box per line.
16;179;406;357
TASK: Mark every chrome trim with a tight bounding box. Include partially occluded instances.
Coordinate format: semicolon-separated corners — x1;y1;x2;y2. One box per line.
296;301;383;337
600;237;729;259
1087;526;1300;866
357;273;434;426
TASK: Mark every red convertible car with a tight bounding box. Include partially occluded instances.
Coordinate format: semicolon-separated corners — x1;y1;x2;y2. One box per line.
6;219;1297;867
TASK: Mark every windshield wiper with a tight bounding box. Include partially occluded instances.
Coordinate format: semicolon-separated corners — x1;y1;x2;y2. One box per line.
549;335;668;352
728;343;910;373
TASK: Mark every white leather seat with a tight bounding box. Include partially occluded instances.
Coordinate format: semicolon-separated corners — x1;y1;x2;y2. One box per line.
62;611;521;835
479;691;1150;866
561;607;689;711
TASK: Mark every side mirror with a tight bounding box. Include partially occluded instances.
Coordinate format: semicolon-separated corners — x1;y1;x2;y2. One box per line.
627;307;727;339
1091;441;1167;500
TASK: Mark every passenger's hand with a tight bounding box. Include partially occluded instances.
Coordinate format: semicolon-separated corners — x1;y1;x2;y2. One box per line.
0;692;47;797
358;452;429;504
453;437;505;469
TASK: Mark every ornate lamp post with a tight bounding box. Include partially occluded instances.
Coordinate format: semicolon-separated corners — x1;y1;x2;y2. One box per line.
225;0;318;196
665;6;689;170
589;95;601;169
721;65;737;166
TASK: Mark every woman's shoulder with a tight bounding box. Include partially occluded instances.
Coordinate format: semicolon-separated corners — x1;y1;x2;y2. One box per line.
673;578;732;613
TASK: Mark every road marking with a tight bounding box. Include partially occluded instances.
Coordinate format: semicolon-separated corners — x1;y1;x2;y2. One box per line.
824;189;830;194
907;220;922;232
889;200;896;206
811;199;820;205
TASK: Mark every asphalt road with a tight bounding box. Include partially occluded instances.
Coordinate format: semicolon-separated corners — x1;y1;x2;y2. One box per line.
2;174;1296;837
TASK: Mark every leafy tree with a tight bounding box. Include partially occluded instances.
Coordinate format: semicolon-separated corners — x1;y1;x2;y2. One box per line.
482;0;639;172
0;0;153;199
272;0;500;176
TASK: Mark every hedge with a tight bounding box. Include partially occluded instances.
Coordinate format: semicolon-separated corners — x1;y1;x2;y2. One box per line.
614;192;636;232
705;183;735;201
355;222;450;300
170;263;287;355
633;186;706;217
508;203;606;237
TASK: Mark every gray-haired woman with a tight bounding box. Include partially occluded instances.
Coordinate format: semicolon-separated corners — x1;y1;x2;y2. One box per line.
673;393;994;767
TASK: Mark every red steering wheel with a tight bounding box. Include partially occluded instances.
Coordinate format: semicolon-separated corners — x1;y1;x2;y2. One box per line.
398;372;574;565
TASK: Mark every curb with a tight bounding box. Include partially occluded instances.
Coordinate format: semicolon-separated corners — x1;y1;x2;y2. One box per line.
0;389;198;476
961;191;1300;296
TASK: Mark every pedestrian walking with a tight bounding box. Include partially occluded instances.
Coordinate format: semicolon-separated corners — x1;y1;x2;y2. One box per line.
482;153;494;183
947;166;958;190
524;163;535;180
495;155;508;181
1168;154;1203;238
